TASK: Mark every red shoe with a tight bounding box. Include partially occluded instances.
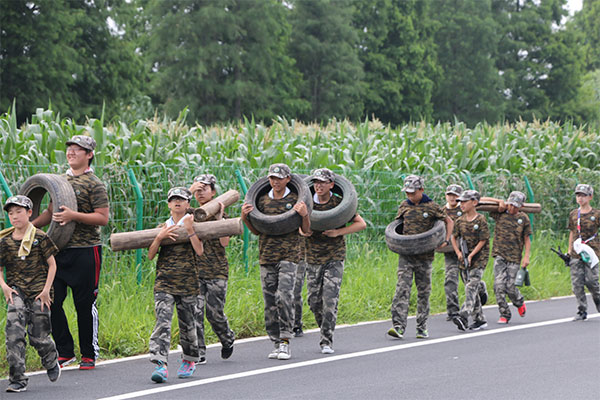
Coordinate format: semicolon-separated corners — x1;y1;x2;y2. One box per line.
79;357;95;370
518;303;527;317
497;317;509;324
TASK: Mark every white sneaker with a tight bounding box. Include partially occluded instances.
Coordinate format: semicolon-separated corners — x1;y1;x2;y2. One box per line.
268;347;279;359
321;345;334;354
277;342;291;360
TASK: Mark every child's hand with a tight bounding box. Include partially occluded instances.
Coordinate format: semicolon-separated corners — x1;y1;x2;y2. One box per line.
521;256;530;269
216;202;225;220
457;253;464;263
157;225;179;242
241;203;253;218
182;213;194;232
35;289;52;311
323;229;339;237
189;181;203;194
467;253;474;265
293;201;308;217
1;285;17;304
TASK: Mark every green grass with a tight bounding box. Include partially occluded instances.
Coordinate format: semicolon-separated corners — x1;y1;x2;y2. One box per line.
0;232;576;377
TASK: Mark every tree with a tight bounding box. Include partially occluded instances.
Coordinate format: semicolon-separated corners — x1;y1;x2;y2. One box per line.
353;0;438;124
573;0;600;71
430;0;504;125
290;0;364;122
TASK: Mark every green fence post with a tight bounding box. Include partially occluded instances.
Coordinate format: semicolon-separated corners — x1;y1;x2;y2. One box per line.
523;175;535;233
0;169;14;228
463;172;475;190
127;168;144;284
235;169;249;274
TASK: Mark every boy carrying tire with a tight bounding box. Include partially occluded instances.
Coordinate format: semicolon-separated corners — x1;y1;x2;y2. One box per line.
0;195;61;392
241;163;310;360
387;175;453;340
442;184;464;321
147;187;204;383
302;168;366;354
188;174;235;364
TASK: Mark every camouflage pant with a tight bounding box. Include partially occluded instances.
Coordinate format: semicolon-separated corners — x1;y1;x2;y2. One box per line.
150;292;199;364
493;257;524;320
459;268;485;323
195;278;235;356
569;258;600;314
293;260;307;330
391;256;432;331
306;260;344;347
6;290;57;385
444;253;460;317
260;261;297;343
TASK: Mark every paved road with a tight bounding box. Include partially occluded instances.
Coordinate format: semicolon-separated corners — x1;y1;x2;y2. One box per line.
2;295;599;400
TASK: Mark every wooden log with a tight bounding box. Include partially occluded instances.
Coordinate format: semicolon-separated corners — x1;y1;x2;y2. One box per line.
476;200;541;214
192;189;240;222
110;218;243;252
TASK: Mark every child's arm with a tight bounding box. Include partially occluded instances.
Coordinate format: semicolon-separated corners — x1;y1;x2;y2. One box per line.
52;206;109;227
148;225;178;260
468;240;487;266
567;231;574;254
293;201;311;234
33;202;53;228
35;255;57;311
322;214;367;237
480;196;507;212
0;267;17;305
241;203;261;235
443;215;454;244
183;214;204;257
522;235;531;268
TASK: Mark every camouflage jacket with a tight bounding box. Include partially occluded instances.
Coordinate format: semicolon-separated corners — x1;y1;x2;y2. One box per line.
305;194;347;264
257;192;301;265
567;208;600;259
490;211;532;264
193;211;229;280
453;213;490;270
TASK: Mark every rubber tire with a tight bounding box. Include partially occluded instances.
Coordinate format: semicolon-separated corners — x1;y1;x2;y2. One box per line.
385;219;446;256
245;174;312;236
19;174;78;250
304;174;358;231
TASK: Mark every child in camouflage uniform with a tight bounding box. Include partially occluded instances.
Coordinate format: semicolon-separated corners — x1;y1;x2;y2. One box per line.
33;135;109;370
0;195;61;392
481;191;531;324
451;190;490;331
566;184;600;321
387;175;453;339
147;187;203;383
303;168;366;354
241;163;310;360
189;174;235;363
443;184;464;321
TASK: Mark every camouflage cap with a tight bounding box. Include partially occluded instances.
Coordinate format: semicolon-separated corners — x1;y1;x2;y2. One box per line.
506;191;526;207
268;163;291;179
3;195;33;211
457;189;481;202
311;168;335;182
402;175;424;193
575;184;593;196
445;184;463;196
194;174;217;186
167;187;192;202
66;135;96;151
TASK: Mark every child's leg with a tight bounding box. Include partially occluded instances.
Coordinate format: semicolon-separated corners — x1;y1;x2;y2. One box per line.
149;292;175;364
583;265;600;312
569;259;588;314
195;282;207;358
391;256;415;331
468;269;485;322
6;291;28;386
50;271;75;359
293;260;307;331
26;298;58;369
502;260;524;308
275;260;296;341
175;295;200;362
260;263;282;343
444;254;460;318
306;262;325;327
204;279;235;348
414;261;433;332
318;261;344;347
493;257;512;320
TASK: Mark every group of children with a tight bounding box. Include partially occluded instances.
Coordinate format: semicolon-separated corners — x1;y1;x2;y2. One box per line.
1;142;599;391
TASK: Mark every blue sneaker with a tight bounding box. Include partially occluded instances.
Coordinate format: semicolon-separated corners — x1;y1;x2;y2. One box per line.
151;361;168;383
177;360;196;378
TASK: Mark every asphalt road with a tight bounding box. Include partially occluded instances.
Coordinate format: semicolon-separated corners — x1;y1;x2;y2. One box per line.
2;295;599;400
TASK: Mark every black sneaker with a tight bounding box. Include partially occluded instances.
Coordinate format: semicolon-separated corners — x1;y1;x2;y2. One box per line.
293;327;304;337
196;357;207;365
221;344;234;359
6;382;27;392
453;316;468;331
573;311;587;321
47;363;61;382
469;320;488;331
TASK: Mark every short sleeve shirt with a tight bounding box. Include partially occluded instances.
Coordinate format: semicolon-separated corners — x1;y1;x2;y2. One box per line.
567;208;600;259
444;205;464;222
64;172;109;247
305;195;347;265
453;213;490;270
0;229;58;299
193;211;229;280
257;192;301;265
490;211;532;263
395;198;446;262
154;224;200;296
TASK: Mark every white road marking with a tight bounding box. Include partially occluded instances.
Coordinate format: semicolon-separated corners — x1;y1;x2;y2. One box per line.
98;313;599;400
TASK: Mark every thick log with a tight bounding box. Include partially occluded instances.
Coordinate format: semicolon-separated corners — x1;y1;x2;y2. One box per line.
193;189;240;222
110;218;243;252
477;200;541;214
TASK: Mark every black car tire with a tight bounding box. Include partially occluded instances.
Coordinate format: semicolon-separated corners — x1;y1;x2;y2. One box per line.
385;219;446;255
304;174;358;231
